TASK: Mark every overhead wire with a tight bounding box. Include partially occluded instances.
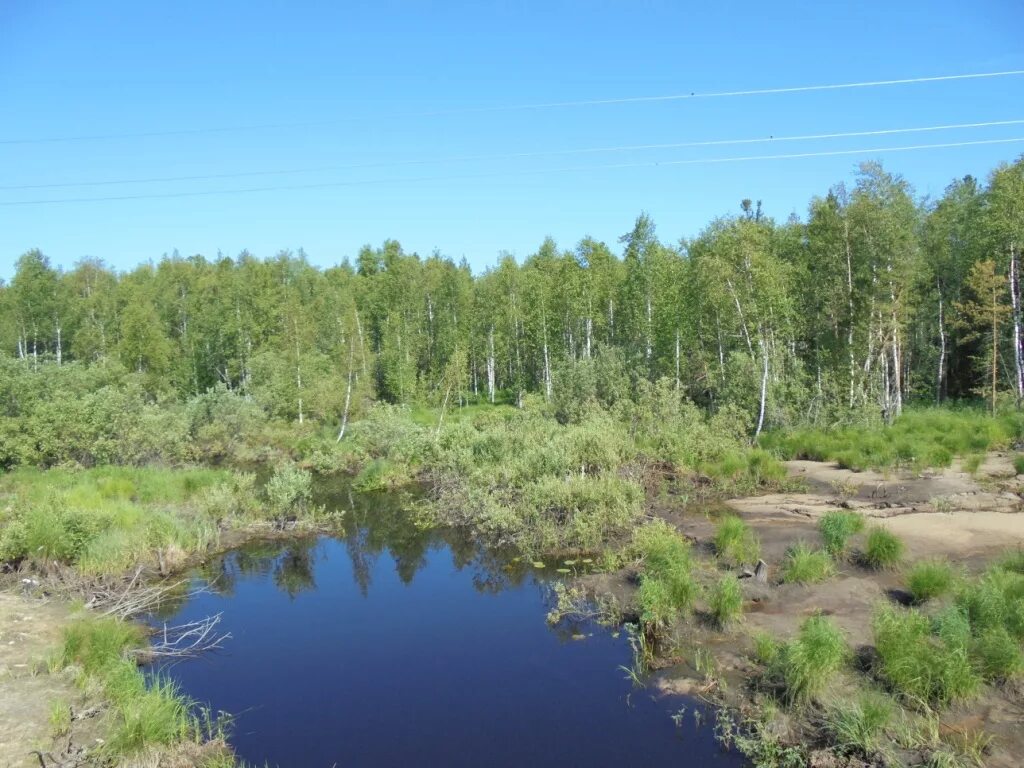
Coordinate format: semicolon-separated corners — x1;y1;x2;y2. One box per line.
2;135;1022;207
2;118;1022;191
2;69;1022;145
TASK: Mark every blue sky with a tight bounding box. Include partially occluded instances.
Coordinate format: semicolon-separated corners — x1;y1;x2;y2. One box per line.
1;0;1023;278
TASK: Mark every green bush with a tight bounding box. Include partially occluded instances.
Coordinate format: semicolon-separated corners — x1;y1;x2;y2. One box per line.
633;521;699;630
972;626;1024;680
861;527;904;570
773;615;848;703
714;516;761;566
264;464;313;516
709;575;744;628
1013;454;1024;476
872;604;980;705
906;559;955;603
781;541;835;584
819;510;865;558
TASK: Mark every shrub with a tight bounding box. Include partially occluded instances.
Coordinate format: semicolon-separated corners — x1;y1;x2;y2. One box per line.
906;559;955;604
955;568;1024;640
637;576;676;630
264;464;313;517
633;521;699;630
714;516;761;566
872;604;980;705
862;527;904;570
709;575;744;628
819;510;865;558
773;615;848;703
781;541;836;584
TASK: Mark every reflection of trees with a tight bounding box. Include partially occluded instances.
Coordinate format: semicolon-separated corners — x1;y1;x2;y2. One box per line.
273;543;317;598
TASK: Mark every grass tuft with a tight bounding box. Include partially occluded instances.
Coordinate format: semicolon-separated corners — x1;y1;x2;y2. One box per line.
714;515;761;566
771;614;848;703
825;691;895;757
818;510;865;558
708;575;744;628
906;559;955;604
861;527;904;570
781;541;836;584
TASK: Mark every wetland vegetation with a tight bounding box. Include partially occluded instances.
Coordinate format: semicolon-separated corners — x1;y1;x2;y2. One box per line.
3;155;1024;767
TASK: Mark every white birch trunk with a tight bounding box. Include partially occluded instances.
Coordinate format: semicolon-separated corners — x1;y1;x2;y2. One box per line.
487;326;496;404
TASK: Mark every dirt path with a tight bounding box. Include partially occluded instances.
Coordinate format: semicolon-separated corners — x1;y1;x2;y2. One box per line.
0;591;101;768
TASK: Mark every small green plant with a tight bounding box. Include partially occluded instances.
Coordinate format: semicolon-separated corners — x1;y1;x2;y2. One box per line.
753;632;781;665
708;575;744;628
781;541;835;584
49;699;72;736
972;626;1024;680
1014;454;1024;476
825;691;895;758
962;453;984;475
771;614;848;703
714;515;760;566
264;464;313;517
907;559;955;603
818;510;865;558
861;527;904;570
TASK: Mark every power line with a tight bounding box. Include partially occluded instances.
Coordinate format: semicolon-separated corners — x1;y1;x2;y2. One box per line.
3;118;1022;191
2;70;1022;146
2;136;1022;207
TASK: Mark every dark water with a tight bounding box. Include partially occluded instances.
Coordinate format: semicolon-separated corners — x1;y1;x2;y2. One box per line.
154;484;745;768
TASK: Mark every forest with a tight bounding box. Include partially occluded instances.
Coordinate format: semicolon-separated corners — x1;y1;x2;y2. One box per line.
1;156;1023;457
4;157;1024;768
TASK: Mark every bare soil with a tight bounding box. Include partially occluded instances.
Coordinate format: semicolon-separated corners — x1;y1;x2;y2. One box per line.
0;591;104;768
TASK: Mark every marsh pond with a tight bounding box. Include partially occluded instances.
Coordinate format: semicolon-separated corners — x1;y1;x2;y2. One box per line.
150;481;745;767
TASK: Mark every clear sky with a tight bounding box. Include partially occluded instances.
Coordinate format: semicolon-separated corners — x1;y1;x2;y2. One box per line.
1;0;1023;278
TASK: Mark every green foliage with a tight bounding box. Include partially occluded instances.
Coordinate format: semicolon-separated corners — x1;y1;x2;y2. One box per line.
714;515;761;566
818;510;865;558
824;691;895;757
872;604;980;705
861;527;904;570
264;464;313;516
762;407;1024;472
1013;454;1024;476
771;615;848;703
709;575;744;628
54;614;218;758
0;467;263;575
780;541;835;584
906;559;955;603
633;522;698;630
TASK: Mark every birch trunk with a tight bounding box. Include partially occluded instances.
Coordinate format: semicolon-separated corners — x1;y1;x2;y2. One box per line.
1010;243;1023;402
487;326;496;404
936;279;946;404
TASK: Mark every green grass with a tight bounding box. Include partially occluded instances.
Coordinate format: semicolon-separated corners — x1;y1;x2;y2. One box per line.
708;575;744;628
819;510;865;558
1013;454;1024;476
872;604;980;706
906;559;955;604
861;527;904;570
997;548;1024;575
772;615;848;703
781;541;836;584
760;406;1024;472
633;522;699;631
714;515;761;566
825;691;895;757
53;614;223;760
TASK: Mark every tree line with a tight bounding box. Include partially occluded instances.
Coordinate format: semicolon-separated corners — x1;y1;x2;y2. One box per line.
2;157;1023;434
